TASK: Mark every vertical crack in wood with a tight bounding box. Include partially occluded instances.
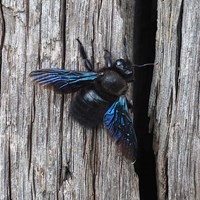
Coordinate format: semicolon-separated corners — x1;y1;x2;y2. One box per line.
58;0;67;191
28;57;36;198
24;0;34;181
164;157;169;200
97;0;103;25
91;14;95;67
8;139;12;200
175;0;184;100
30;56;36;198
28;87;35;180
32;167;36;199
60;0;66;68
37;2;42;70
91;128;98;200
0;1;5;95
110;0;114;51
28;101;35;188
26;0;29;35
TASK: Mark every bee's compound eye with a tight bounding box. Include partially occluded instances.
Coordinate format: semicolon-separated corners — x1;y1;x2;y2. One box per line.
116;60;122;66
114;59;134;81
116;59;125;67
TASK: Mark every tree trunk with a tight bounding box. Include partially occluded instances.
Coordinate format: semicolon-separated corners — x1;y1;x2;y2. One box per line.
149;0;200;199
0;0;139;199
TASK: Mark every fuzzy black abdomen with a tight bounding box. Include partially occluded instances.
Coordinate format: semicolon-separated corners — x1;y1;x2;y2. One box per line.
70;87;112;127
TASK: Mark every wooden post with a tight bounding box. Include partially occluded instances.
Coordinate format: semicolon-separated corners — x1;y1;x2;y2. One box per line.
0;0;139;199
149;0;200;199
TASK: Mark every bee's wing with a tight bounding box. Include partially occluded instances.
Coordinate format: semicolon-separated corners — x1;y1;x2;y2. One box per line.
104;96;137;161
29;68;99;93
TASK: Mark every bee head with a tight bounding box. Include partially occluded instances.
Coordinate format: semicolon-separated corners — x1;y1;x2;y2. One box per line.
113;59;134;82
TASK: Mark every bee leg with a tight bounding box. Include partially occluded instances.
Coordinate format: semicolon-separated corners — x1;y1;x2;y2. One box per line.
76;39;94;71
104;49;112;68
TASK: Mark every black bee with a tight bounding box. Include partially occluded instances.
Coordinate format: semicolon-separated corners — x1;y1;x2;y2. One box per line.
30;39;139;161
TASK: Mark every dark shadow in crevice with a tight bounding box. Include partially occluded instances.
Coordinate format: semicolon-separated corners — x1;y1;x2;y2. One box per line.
133;0;157;200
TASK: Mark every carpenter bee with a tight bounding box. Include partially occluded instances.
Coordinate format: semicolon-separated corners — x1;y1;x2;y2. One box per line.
30;39;147;162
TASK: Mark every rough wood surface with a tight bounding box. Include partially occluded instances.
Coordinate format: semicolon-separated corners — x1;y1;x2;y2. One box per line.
0;0;139;199
149;0;200;199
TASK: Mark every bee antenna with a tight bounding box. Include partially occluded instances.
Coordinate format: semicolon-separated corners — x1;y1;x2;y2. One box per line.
131;62;157;68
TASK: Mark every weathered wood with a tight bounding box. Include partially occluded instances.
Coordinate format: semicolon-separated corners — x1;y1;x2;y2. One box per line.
0;0;139;199
149;0;200;199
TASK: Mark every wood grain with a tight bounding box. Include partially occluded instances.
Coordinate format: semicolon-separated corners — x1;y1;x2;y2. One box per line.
0;0;139;199
149;0;200;199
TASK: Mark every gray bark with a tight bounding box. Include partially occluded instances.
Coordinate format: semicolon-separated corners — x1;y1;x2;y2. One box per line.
0;0;139;200
149;0;200;199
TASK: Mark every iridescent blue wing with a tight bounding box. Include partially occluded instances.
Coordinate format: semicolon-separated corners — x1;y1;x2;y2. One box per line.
29;68;99;93
104;96;137;161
